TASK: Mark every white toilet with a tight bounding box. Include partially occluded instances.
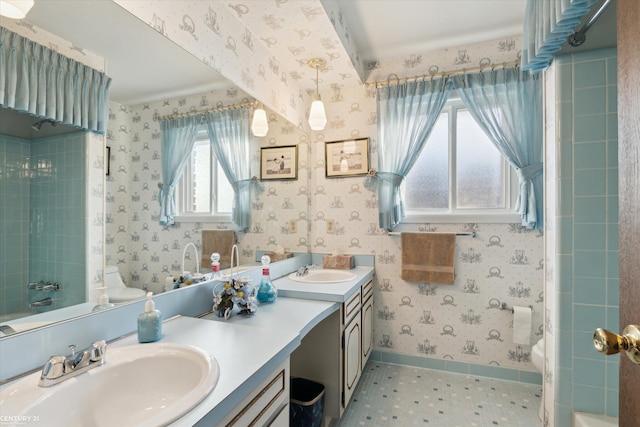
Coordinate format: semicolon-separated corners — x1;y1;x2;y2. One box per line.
532;338;544;421
104;265;146;303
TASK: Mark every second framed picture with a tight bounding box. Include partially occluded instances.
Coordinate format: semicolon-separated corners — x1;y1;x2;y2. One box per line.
325;137;369;178
260;145;298;180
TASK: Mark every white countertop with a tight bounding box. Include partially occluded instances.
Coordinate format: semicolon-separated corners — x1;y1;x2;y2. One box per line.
203;297;339;339
274;266;375;302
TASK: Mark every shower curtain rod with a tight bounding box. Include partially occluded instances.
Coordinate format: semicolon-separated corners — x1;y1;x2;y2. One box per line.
567;0;614;47
153;100;258;122
364;59;521;88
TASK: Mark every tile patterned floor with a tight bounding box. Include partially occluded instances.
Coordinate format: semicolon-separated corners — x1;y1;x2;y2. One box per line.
337;361;541;427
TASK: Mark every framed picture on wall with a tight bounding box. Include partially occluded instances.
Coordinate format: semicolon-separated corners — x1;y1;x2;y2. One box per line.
325;137;369;178
260;145;298;180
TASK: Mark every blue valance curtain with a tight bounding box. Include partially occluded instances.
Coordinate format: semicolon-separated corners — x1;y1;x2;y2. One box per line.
522;0;599;72
366;78;452;230
452;68;544;229
158;116;201;226
205;107;261;231
0;27;111;134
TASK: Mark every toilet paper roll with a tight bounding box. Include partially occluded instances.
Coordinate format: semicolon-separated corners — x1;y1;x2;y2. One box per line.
512;306;532;345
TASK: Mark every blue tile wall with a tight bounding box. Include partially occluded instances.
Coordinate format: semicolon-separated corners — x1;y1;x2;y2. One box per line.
0;134;31;316
28;133;87;311
555;48;619;424
0;132;87;317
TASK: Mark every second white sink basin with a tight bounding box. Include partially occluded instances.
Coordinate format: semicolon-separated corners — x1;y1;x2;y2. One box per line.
288;269;357;283
0;343;219;427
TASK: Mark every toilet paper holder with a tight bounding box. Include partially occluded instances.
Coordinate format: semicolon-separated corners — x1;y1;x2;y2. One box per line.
501;302;533;313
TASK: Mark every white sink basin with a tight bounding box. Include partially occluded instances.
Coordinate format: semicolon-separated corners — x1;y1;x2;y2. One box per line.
288;269;357;283
0;343;219;427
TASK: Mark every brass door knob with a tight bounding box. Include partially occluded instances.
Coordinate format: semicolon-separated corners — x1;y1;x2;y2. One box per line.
593;325;640;364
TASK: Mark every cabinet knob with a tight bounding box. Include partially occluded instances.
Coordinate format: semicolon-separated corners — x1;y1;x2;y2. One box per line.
593;325;640;364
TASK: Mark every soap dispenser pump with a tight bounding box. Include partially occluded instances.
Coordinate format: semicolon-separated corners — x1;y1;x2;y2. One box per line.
92;287;115;312
256;255;277;304
138;292;162;343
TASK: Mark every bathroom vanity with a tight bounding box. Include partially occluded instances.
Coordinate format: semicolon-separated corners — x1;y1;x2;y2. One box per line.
0;256;374;426
275;267;375;422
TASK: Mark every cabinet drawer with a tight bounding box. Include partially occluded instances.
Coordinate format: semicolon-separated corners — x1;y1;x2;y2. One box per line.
361;279;373;303
342;288;361;325
225;368;287;427
268;403;289;427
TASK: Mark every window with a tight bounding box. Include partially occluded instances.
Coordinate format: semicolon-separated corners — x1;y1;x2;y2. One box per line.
176;130;233;221
403;98;519;223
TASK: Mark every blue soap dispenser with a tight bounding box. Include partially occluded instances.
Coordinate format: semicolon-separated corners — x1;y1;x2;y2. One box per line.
92;287;115;312
256;255;277;303
138;292;162;343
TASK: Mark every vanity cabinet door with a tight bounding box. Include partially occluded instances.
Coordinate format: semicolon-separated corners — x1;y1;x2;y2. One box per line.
361;292;373;366
342;314;362;409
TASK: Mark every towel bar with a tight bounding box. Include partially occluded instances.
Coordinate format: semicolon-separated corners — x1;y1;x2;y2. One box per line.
388;231;476;238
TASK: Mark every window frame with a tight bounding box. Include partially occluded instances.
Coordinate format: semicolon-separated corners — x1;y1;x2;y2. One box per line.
175;129;232;223
402;97;521;224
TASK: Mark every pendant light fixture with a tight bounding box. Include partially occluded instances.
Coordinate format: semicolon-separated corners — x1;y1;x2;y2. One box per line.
307;58;327;131
0;0;34;19
251;104;269;137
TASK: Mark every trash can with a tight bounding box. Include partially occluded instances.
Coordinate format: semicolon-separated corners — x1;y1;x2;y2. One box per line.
290;377;325;427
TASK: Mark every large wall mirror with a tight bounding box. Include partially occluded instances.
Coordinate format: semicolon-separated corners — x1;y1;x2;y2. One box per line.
0;1;311;338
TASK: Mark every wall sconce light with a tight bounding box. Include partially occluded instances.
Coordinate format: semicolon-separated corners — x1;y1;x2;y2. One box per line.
251;104;269;137
307;58;327;131
0;0;34;19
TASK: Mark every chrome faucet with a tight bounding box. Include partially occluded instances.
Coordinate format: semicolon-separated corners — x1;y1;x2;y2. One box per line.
29;297;52;308
39;340;107;387
296;264;315;276
182;242;203;280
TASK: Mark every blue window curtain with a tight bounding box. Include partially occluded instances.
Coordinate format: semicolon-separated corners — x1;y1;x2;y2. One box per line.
452;68;544;229
158;116;201;226
366;78;452;230
204;107;262;231
0;27;111;134
522;0;599;72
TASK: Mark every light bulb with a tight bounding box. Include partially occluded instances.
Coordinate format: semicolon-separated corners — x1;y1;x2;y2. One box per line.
251;107;269;137
307;58;327;132
308;98;327;131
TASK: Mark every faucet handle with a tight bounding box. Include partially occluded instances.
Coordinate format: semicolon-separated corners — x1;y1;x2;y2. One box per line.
90;340;107;362
41;355;66;380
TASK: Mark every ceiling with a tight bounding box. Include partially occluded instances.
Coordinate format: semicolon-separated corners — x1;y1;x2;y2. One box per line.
7;0;618;108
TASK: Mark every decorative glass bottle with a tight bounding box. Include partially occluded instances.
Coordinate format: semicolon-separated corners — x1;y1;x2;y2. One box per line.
210;252;222;280
256;255;277;303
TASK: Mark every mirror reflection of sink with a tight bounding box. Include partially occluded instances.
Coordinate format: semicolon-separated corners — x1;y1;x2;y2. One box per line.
0;343;219;427
288;269;357;284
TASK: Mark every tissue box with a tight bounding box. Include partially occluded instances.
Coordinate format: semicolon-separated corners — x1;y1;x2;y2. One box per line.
265;252;294;262
322;255;355;270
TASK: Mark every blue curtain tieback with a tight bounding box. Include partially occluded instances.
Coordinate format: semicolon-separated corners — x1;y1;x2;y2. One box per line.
158;183;176;205
515;163;543;183
364;170;404;192
514;163;542;218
